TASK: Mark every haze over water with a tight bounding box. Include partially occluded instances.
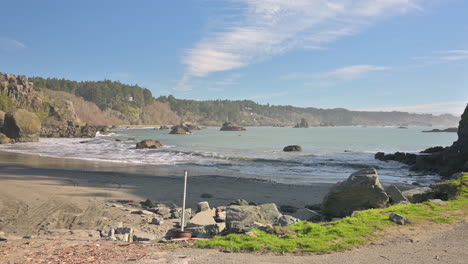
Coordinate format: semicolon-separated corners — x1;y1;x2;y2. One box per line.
0;127;457;185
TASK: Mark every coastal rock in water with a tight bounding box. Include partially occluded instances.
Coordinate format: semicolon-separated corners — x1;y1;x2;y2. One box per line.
293;118;309;128
3;109;41;142
374;152;417;165
170;124;191;134
136;139;162;149
225;203;282;233
422;128;458;133
386;185;409;204
220;122;246;131
321;168;389;217
283;145;302;152
383;104;468;177
159;125;170;130
0;133;10;144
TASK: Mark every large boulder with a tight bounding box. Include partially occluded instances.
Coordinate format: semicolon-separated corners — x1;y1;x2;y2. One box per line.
401;187;435;203
220;122;246;131
136;139;162;149
3;109;41;142
225;203;282;233
321;168;389;217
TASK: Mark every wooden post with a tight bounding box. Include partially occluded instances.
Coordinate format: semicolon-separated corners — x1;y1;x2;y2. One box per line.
181;170;188;231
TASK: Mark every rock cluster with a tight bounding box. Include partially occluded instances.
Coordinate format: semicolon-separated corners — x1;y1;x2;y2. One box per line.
41;122;107;138
375;104;468;177
293;118;309;128
0;74;34;102
220;122;246;131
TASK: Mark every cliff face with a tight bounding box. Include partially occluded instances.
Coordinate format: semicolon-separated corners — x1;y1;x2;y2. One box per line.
411;104;468;176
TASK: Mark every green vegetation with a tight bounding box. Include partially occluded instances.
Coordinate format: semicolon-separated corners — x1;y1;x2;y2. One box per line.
0;93;16;112
196;174;468;253
29;77;154;111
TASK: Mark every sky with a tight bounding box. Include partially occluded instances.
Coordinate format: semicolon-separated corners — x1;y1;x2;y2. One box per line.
1;0;467;115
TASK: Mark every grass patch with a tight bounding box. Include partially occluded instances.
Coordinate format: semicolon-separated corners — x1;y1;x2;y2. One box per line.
196;173;468;253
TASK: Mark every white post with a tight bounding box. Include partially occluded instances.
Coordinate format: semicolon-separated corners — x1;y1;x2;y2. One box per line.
181;170;188;231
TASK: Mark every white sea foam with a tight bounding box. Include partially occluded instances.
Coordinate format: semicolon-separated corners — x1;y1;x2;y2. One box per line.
0;126;456;184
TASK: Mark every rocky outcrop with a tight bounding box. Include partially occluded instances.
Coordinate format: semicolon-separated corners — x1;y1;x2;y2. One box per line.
375;152;417;165
283;145;302;152
220;122;246;131
170;124;191;134
375;104;468;177
293;118;309;128
423;128;457;133
386;185;409;204
3;109;41;142
41;123;106;138
321;168;389;217
136;140;162;149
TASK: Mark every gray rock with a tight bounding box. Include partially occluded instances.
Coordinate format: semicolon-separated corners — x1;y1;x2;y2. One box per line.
277;215;300;226
215;209;226;222
402;187;435;203
150;218;163;225
321;168;389;217
386;185;410;204
197;201;211;213
170;208;192;220
428;199;448;206
133;231;155;242
226;203;282;233
185;223;225;238
115;227;134;242
389;213;411;225
156;206;171;216
189;209;216;226
292;208;322;222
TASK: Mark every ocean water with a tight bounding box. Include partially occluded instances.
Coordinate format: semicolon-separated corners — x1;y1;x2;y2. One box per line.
0;126;458;185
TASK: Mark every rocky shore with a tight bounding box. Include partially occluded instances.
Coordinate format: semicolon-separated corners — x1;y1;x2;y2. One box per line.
375;104;468;177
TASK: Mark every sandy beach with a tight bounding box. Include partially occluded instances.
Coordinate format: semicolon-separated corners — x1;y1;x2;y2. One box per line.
0;151;332;238
1;151;466;263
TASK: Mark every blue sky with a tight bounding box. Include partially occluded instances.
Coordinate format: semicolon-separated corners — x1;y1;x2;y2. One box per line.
1;0;467;115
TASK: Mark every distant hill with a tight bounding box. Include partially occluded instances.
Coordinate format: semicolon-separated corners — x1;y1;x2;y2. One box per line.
0;73;461;127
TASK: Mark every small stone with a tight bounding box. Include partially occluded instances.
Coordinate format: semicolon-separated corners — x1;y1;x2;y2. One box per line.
389;213;411;225
428;199;447;206
150;218;163;225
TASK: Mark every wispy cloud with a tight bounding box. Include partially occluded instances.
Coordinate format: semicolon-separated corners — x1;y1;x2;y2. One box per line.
283;64;391;87
174;73;244;92
438;50;468;61
179;0;423;86
0;37;27;51
355;101;468;115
